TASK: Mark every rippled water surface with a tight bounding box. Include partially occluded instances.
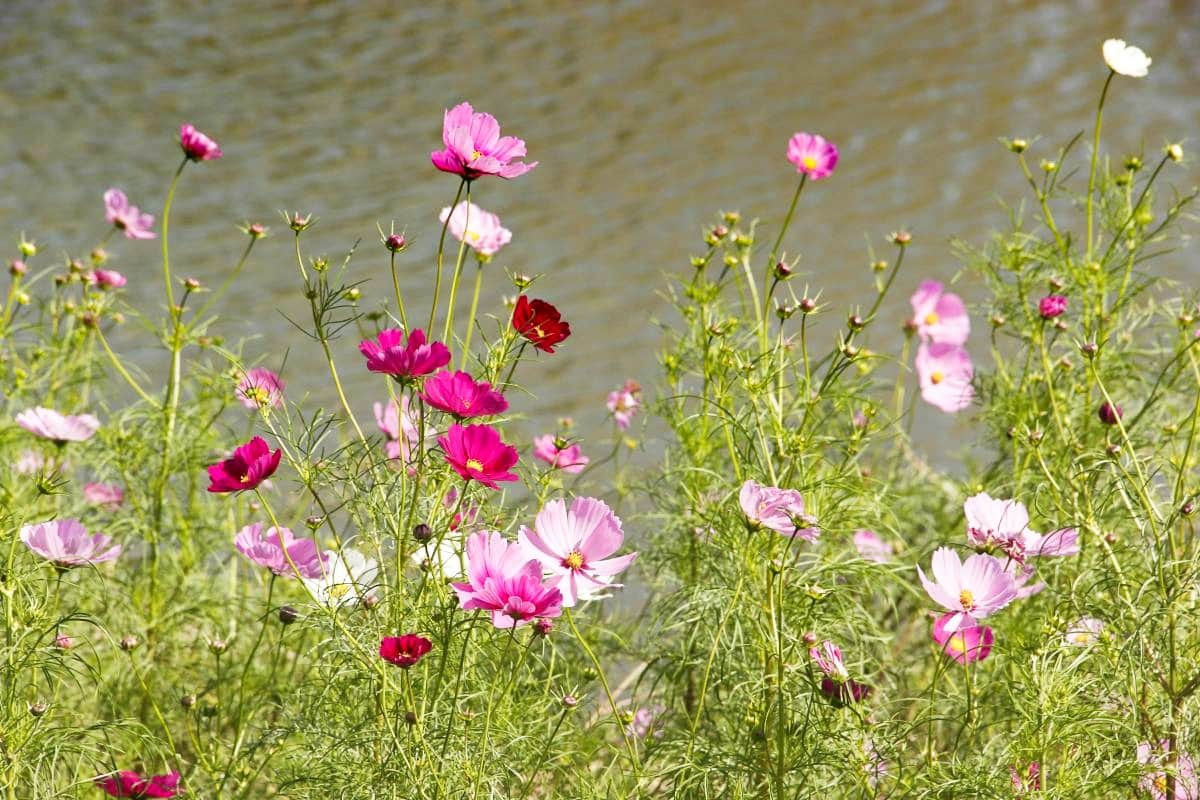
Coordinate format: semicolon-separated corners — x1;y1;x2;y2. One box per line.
1;0;1196;443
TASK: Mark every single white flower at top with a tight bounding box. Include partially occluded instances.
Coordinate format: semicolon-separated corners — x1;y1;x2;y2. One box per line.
1103;39;1151;78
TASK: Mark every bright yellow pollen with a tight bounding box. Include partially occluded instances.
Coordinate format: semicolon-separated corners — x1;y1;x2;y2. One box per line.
802;155;817;170
930;371;945;385
465;458;484;472
1154;776;1168;792
959;589;974;610
924;311;940;325
533;326;545;338
468;231;481;241
564;551;585;570
239;473;251;483
948;634;967;654
328;583;350;599
470;150;483;161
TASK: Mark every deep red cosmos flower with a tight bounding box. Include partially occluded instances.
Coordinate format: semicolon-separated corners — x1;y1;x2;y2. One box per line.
359;328;451;380
511;295;570;353
379;634;432;668
96;769;180;798
206;436;281;493
437;423;520;490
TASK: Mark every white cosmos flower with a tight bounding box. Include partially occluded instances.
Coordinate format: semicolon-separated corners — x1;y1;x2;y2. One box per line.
303;547;379;608
1102;39;1151;78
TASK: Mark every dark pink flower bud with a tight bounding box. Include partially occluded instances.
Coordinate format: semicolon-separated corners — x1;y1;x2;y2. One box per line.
1098;402;1123;426
385;233;406;252
1038;295;1068;319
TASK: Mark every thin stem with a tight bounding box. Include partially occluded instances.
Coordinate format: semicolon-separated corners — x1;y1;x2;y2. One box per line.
442;182;472;344
460;260;485;370
1086;71;1115;265
429;180;467;332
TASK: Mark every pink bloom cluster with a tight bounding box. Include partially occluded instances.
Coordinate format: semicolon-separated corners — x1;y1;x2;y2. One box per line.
739;479;818;541
236;368;285;410
452;531;563;628
532;434;589;474
97;769;180;798
910;280;974;413
421;370;508;419
87;269;127;290
359;328;451;381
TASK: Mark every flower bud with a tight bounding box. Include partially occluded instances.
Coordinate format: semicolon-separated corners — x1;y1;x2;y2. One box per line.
90;247;108;265
533;618;554;637
562;694;579;709
404;710;418;725
889;230;911;246
1098;402;1123;426
18;237;36;257
512;273;533;290
248;223;267;239
733;233;752;248
1080;341;1098;358
1124;155;1143;171
312;257;329;273
28;702;47;718
802;631;818;646
774;261;792;279
54;634;73;650
1166;143;1184;163
9;259;27;276
722;211;741;225
1106;443;1121;457
346;287;361;302
413;523;433;543
181;694;197;709
847;314;864;331
799;297;816;314
871;260;887;273
120;635;140;652
1181;501;1195;517
689;256;706;269
1038;294;1068;319
1028;429;1044;445
1040;159;1057;173
385;233;406;252
711;225;728;240
184;277;201;291
1008;138;1028;153
208;639;228;655
990;314;1006;328
278;605;299;625
363;594;380;610
289;212;313;232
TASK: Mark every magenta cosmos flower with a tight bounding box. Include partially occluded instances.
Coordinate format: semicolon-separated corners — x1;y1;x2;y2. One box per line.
438;423;519;489
809;640;872;704
915;342;974;413
206;436;281;493
179;123;222;161
359;328;451;381
917;547;1017;633
16;407;99;443
739;479;819;541
1139;741;1199;800
421;370;508;419
517;496;637;606
452;531;563;628
1038;294;1068;319
103;188;156;240
931;612;994;664
236;367;285;410
431;102;537;180
853;529;893;563
96;769;180;798
233;522;327;578
439;201;512;257
786;132;839;180
379;634;432;668
909;280;969;346
606;380;642;431
21;519;121;568
83;482;124;510
532;435;589;474
88;269;127;290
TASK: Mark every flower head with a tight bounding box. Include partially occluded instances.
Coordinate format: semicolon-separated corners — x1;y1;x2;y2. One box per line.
1038;294;1068;319
512;295;571;353
21;519;121;568
375;396;423;463
915;343;974;413
452;531;563;628
738;479;819;541
233;522;327;579
1064;617;1104;647
96;769;180;798
431;102;537;180
1010;763;1042;794
206;436;281;493
853;529;892;563
83;482;124;510
1103;38;1151;78
438;423;520;489
606;380;642;431
179;123;223;161
236;368;285;410
786;132;839;180
1098;401;1123;426
517;497;637;607
1139;741;1198;800
809;640;849;681
304;547;379;607
532;435;589;474
439;201;512;256
380;634;432;668
89;269;127;289
626;704;666;739
909;280;969;346
421;370;508;419
16;407;99;443
359;328;451;380
103;189;156;240
931;611;994;664
917;547;1017;633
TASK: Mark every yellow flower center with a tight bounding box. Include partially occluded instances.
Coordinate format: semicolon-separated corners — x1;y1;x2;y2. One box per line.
239;473;251;483
470;150;483;162
1154;776;1167;792
563;551;585;570
959;589;974;610
328;583;350;599
947;634;967;654
245;387;270;406
924;311;940;325
802;156;817;170
930;371;945;385
533;326;545;338
468;231;480;241
465;458;484;472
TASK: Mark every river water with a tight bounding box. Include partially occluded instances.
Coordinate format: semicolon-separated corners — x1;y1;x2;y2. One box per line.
1;0;1196;451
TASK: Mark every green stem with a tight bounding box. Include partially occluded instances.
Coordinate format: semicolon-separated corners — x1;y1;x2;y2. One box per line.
460;260;485;370
442;182;472;344
429;180;467;332
1085;71;1115;265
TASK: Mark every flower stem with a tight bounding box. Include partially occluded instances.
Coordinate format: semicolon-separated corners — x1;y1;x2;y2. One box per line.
429;180;466;332
1085;71;1115;266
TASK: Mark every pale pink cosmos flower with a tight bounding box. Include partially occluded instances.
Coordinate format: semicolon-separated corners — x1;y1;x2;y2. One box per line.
1064;616;1104;646
236;368;285;410
15;450;63;475
738;479;819;541
21;519;121;568
532;434;589;474
1008;560;1046;600
786;132;839;180
374;396;422;463
1138;741;1198;800
103;188;156;240
626;704;666;739
909;280;969;346
517;497;637;607
964;492;1080;562
931;612;994;664
83;482;123;510
233;523;327;579
809;640;850;681
853;529;892;563
917;547;1017;633
606;380;642;431
439;201;512;257
451;531;563;628
915;343;974;413
88;269;127;289
443;487;479;531
431;102;537;180
16;407;100;443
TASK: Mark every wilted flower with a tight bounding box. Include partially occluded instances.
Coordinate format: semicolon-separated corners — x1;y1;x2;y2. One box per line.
421;370;508;419
451;531;563;628
438;423;520;489
96;769;180;798
431;102;537;180
179;122;223;161
1064;617;1105;646
303;547;379;607
20;519;121;568
1103;38;1151;78
739;479;819;541
236;368;285;410
512;295;571;353
439;201;512;256
233;523;327;579
206;436;281;493
359;328;451;380
786;132;839;180
809;640;850;681
103;188;156;240
931;611;994;664
1010;762;1041;794
915;343;974;413
379;634;432;668
917;547;1017;633
532;435;589;474
83;482;124;510
853;529;892;562
909;280;969;346
16;407;100;443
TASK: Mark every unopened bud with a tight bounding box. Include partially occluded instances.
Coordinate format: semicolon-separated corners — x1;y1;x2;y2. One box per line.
1181;501;1195;517
18;238;36;257
184;277;201;291
802;631;818;646
847;314;864;332
1166;143;1184;163
248;223;267;239
1028;429;1044;445
413;523;433;543
208;639;227;655
181;694;197;709
362;594;380;610
1008;138;1028;153
799;297;816;313
385;233;406;252
120;635;140;652
90;247;108;265
533;618;554;637
346;287;361;302
889;230;911;246
1124;155;1143;171
1080;341;1098;358
28;702;47;718
561;694;579;709
1040;159;1057;173
279;605;299;625
8;260;26;276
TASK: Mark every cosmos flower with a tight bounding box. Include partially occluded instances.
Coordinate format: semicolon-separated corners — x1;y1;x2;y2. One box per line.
103;188;156;240
786;132;839;180
517;497;637;606
431;102;537;180
1103;39;1151;78
20;519;121;568
909;280;969;346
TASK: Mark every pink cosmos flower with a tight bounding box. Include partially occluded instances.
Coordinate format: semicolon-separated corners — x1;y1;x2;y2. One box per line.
1038;294;1068;319
359;328;451;380
606;380;642;431
517;497;637;606
809;639;872;704
439;201;512;257
15;450;65;475
233;522;327;579
738;479;819;541
374;396;422;463
20;519;121;568
1010;763;1041;794
96;769;180;798
853;529;892;562
532;435;590;474
179;123;222;161
83;482;124;510
421;370;508;419
451;531;563;628
786;132;839;180
909;280;970;346
915;342;974;413
379;634;432;668
16;407;100;443
103;188;156;240
206;436;281;493
917;547;1017;633
236;368;285;410
431;102;537;180
88;269;128;289
809;640;850;681
438;423;520;489
931;611;994;664
964;492;1080;562
1064;616;1104;646
1139;741;1199;800
1008;560;1046;600
626;704;666;739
